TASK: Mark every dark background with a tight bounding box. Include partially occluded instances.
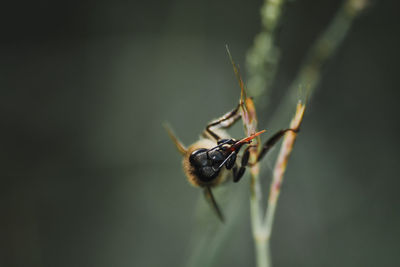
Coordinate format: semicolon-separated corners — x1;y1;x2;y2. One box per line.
1;0;399;266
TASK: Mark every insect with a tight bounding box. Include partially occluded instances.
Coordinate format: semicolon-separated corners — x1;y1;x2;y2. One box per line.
165;104;299;222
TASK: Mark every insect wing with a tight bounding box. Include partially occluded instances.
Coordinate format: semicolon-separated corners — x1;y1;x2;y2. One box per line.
204;187;225;222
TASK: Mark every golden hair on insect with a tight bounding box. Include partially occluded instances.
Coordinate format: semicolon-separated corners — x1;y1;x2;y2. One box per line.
165;107;299;222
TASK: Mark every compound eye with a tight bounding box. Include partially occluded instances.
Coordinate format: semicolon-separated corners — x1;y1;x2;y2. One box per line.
189;149;207;164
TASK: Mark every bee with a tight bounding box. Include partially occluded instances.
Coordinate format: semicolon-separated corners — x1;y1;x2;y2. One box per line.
165;104;299;222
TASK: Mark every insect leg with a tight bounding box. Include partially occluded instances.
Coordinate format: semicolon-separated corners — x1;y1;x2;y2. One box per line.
163;123;187;155
204;187;224;222
256;128;300;162
204;104;241;141
233;166;246;183
233;145;251;182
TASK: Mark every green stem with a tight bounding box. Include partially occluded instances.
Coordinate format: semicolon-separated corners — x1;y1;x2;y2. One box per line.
276;0;366;113
247;0;288;266
247;2;366;267
263;198;277;242
250;2;365;265
250;171;270;267
246;0;287;103
255;234;270;267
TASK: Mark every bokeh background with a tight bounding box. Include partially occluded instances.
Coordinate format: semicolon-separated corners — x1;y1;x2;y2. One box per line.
2;0;399;266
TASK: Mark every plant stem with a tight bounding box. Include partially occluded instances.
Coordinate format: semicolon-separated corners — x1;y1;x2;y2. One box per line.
248;2;366;266
254;234;270;267
250;165;269;267
246;0;287;103
249;102;305;267
246;2;367;267
246;1;288;266
280;0;367;108
263;102;305;247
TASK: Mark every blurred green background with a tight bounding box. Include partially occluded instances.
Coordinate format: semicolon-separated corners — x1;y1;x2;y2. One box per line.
2;0;399;266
